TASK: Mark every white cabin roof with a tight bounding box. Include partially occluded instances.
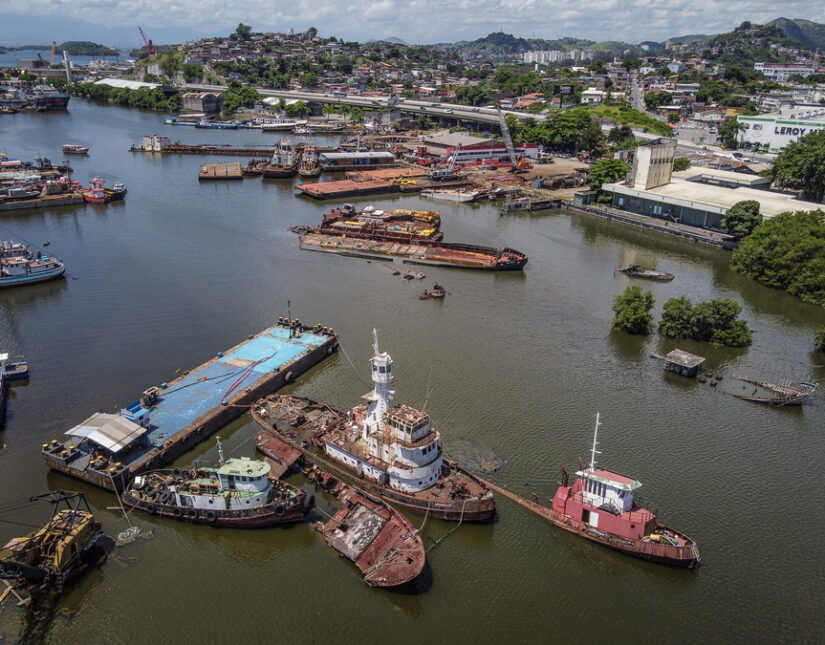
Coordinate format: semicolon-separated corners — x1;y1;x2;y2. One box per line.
65;412;147;453
576;468;642;492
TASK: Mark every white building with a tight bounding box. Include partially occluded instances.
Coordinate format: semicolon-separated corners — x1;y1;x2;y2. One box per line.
738;105;825;152
754;62;817;82
580;87;608;104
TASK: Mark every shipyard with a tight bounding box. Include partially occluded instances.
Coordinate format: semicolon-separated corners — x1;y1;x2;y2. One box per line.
1;15;824;645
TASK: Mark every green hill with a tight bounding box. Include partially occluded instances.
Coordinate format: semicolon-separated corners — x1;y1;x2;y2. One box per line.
57;41;118;56
768;17;825;52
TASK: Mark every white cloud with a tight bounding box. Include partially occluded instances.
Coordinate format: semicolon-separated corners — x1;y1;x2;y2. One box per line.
5;0;825;44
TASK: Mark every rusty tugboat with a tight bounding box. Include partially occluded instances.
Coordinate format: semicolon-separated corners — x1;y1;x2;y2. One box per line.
482;414;700;568
121;439;313;527
256;432;426;587
252;330;495;522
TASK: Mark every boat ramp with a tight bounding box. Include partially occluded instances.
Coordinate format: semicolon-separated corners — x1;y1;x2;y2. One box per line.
41;319;339;491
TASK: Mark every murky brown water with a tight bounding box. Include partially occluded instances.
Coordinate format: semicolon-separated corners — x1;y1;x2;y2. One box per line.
1;99;822;643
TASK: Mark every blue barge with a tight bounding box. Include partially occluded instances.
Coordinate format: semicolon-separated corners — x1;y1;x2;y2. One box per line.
42;319;339;491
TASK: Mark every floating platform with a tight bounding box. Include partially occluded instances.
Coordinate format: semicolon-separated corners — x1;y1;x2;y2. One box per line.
0;194;83;213
345;167;429;182
198;162;243;180
295;179;397;200
297;232;527;271
131;143;276;157
42;320;339;491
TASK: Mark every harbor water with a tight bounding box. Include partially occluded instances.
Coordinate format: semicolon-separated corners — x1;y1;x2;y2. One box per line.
0;99;823;643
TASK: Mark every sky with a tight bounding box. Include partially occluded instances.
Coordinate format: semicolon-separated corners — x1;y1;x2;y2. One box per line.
1;0;824;48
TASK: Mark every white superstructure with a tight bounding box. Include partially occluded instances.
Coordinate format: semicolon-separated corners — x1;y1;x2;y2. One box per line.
323;330;443;493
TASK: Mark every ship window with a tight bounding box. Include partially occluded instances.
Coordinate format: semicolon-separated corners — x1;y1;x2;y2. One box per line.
379;366;386;373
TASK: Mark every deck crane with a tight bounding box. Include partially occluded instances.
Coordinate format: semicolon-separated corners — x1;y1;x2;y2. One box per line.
138;27;157;56
497;108;532;173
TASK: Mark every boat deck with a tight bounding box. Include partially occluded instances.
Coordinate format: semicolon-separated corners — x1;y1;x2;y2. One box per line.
43;322;338;490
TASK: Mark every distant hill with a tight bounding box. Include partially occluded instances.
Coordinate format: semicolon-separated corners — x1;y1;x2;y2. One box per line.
430;31;638;60
58;41;119;56
768;17;825;52
704;22;812;66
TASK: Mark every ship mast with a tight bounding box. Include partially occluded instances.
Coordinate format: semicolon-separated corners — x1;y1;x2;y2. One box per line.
589;412;602;471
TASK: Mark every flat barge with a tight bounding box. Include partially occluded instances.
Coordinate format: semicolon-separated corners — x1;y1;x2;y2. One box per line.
0;193;83;213
296;179;397;200
296;232;528;270
42;319;339;492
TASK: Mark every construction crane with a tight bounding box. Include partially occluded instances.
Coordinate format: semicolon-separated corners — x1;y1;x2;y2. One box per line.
497;108;532;173
138;26;157;56
430;144;461;181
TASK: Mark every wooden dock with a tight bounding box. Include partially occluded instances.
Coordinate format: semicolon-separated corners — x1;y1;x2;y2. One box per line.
199;162;244;180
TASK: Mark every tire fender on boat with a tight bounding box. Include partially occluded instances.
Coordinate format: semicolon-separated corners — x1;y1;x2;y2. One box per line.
146;503;157;515
275;504;285;516
303;494;315;513
206;511;217;523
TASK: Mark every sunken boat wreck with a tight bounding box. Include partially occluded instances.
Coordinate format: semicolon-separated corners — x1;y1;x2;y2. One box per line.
252;330;495;522
257;432;426;588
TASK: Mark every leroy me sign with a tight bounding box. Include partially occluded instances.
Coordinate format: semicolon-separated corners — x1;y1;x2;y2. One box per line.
774;124;825;136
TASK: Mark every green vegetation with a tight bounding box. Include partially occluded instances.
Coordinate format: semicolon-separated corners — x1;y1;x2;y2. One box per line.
673;157;691;172
70;82;180;110
731;210;825;307
719;117;744;149
612;286;655;335
231;23;252;41
705;22;808;67
770;129;825;203
589;158;630;195
721;200;762;238
584;105;671;136
659;297;752;347
508;109;604;155
220;81;260;115
815;327;825;352
57;41;118;56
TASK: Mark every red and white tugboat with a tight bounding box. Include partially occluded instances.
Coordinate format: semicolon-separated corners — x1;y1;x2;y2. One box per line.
548;414;700;568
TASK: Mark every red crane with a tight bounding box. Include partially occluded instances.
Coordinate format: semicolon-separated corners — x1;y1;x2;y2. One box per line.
138;26;157;56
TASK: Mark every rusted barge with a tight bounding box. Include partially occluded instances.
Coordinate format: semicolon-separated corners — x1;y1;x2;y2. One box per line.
296;232;528;271
41;320;339;492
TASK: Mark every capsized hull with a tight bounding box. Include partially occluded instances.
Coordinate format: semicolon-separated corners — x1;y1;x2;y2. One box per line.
317;487;426;587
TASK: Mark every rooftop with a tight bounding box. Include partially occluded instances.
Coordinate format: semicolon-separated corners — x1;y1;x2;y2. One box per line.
604;166;824;219
665;349;706;369
576;468;642;491
94;78;160;91
65;413;147;453
217;457;270;478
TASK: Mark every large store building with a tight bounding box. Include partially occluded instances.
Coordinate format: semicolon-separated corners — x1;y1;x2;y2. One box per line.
737;105;825;152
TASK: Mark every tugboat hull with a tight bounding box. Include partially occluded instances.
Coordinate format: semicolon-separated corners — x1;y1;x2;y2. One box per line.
121;490;314;527
548;512;700;568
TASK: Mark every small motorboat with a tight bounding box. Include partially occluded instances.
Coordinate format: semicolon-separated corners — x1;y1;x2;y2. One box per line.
62;144;89;155
619;265;674;281
104;182;127;201
419;283;446;300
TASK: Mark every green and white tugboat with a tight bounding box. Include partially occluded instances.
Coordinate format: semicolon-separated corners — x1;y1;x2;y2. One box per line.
122;440;313;527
